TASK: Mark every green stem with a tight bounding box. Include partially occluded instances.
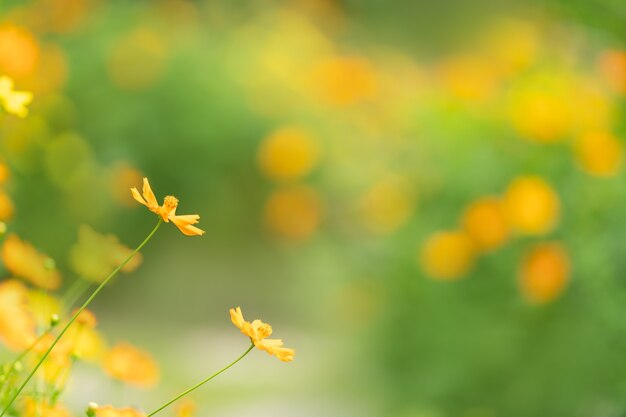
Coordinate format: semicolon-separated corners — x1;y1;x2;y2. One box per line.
1;328;51;393
147;343;255;417
0;219;163;417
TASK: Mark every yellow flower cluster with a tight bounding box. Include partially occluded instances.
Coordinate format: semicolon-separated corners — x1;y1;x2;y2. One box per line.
420;175;569;303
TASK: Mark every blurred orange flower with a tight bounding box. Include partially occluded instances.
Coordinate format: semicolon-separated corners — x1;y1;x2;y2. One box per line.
230;307;295;362
131;177;204;236
2;234;62;290
94;405;146;417
0;25;39;79
258;126;320;182
0;191;14;220
420;230;476;280
598;50;626;94
309;56;378;106
519;242;570;303
461;197;509;251
503;176;560;235
263;185;322;241
69;225;143;282
574;130;623;177
103;342;160;388
0;75;33;117
0;279;36;351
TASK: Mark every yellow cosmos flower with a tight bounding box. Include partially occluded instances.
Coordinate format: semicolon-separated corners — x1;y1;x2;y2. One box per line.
257;126;320;183
263;185;322;241
0;279;36;351
419;230;476;281
574;130;623;177
131;177;204;236
0;191;14;220
461;197;509;251
309;56;378;106
519;242;570;304
230;307;295;362
1;234;62;290
69;225;143;282
503;176;560;235
94;405;146;417
0;76;33;117
102;342;160;388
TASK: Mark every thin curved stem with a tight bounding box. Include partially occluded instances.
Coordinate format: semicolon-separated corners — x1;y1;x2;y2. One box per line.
1;328;52;393
0;219;163;417
147;343;255;417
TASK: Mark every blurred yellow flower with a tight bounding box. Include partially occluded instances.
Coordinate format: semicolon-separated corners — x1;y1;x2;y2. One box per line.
461;197;509;251
22;397;70;417
258;126;320;182
0;279;36;351
519;242;570;304
263;185;322;240
32;333;74;384
103;342;160;388
309;56;378;106
69;225;143;282
1;234;62;290
0;161;9;183
175;399;196;417
0;191;14;220
230;307;295;362
420;230;476;280
358;175;415;235
67;327;106;362
0;25;39;78
94;405;146;417
438;54;500;102
503;176;560;235
131;177;204;236
73;307;97;328
574;130;623;177
27;290;62;327
508;81;573;142
0;75;33;117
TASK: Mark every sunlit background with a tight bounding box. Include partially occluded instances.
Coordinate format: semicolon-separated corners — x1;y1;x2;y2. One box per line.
0;0;626;416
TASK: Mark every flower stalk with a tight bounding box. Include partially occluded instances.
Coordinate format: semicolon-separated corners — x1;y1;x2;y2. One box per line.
147;343;255;417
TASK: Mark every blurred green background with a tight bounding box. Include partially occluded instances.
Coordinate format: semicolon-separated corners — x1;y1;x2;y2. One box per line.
1;0;626;416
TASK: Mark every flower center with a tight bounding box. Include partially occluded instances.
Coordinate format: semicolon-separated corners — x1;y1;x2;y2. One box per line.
163;196;179;212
